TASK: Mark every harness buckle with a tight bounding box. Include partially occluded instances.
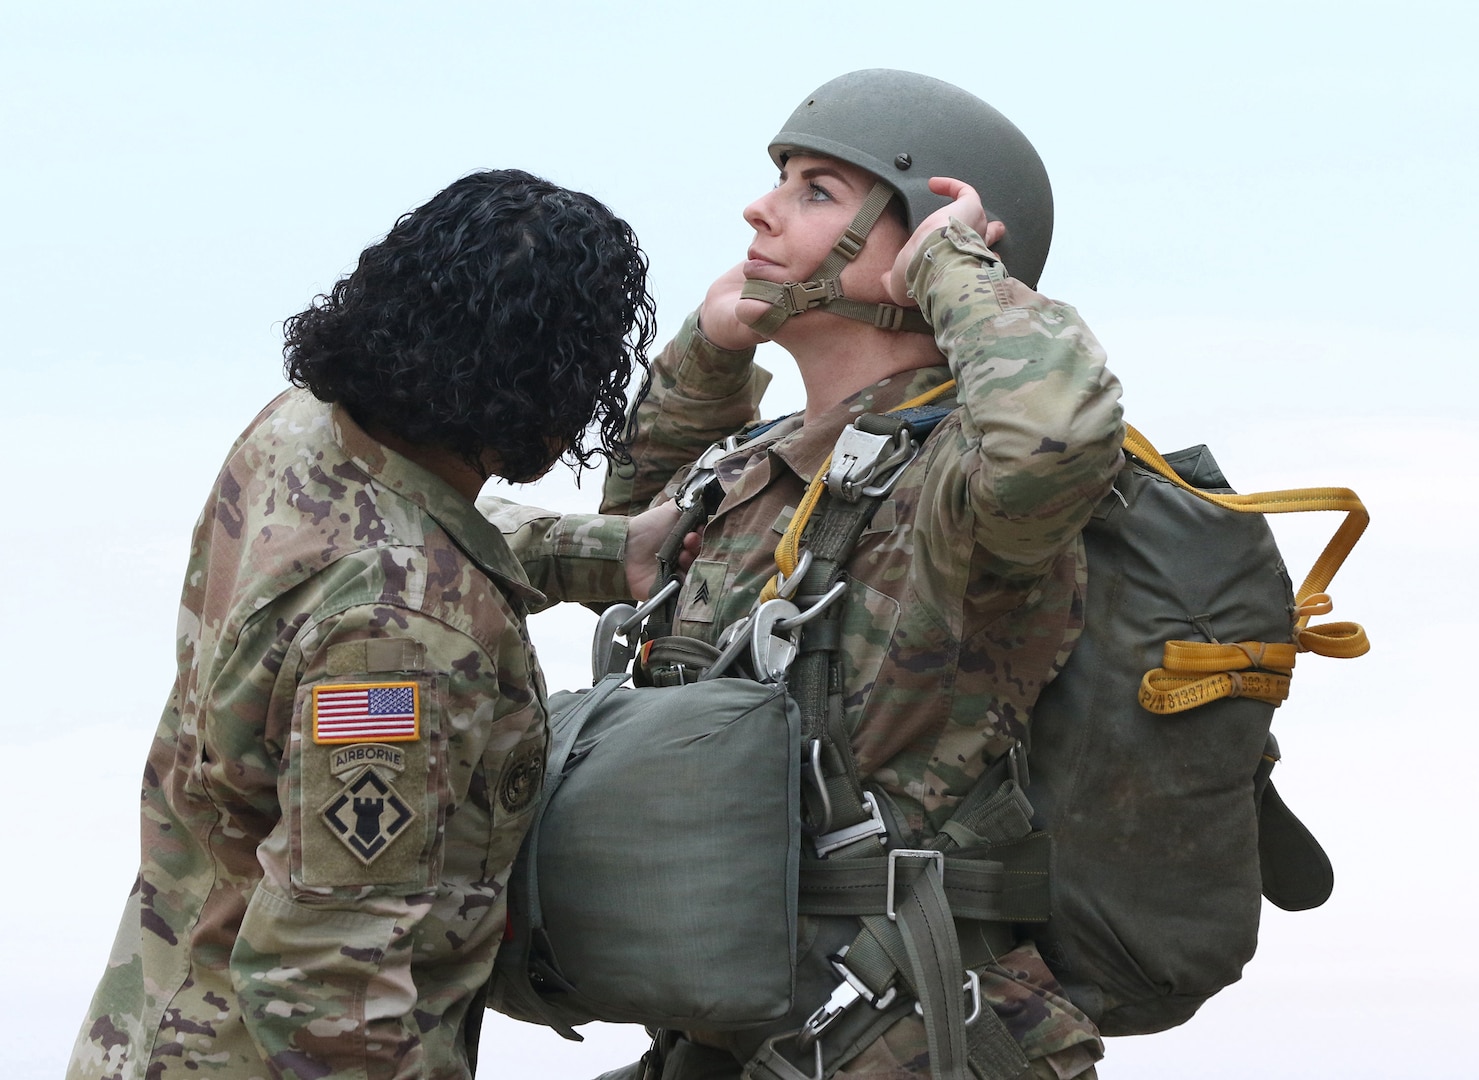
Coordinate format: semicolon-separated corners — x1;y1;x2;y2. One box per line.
674;441;731;510
886;848;945;921
825;424;918;501
756;1033;825;1080
798;949;900;1049
812;791;888;858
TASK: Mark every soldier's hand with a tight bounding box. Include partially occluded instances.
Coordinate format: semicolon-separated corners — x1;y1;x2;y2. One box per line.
884;178;1006;306
625;502;701;601
699;263;768;351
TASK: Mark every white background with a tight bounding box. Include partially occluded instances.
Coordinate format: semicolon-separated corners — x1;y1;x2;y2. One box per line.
3;1;1475;1076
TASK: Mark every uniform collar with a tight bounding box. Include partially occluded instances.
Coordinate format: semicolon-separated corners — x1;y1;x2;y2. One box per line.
328;399;544;605
768;365;956;482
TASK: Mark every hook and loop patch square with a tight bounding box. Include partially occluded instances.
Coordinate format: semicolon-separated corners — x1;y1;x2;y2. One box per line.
312;681;420;744
302;680;428;881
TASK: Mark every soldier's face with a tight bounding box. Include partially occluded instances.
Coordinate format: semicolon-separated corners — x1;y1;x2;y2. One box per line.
741;154;906;306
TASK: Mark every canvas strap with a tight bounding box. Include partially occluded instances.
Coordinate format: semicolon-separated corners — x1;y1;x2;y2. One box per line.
743;383;1044;1080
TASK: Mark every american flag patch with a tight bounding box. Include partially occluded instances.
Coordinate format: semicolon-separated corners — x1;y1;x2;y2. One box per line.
312;682;420;744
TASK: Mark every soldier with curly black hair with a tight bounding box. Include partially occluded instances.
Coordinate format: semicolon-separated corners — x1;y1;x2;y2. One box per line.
282;168;656;486
67;168;680;1080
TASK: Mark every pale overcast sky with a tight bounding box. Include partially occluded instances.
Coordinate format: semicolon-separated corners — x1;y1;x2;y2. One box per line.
3;2;1475;1077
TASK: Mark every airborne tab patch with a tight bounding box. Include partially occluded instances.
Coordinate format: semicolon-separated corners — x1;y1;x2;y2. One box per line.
313;681;419;744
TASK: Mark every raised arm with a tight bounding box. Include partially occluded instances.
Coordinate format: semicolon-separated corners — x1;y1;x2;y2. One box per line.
600;266;773;515
893;180;1124;581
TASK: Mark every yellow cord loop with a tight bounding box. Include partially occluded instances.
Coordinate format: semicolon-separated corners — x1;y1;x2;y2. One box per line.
1139;667;1293;715
758;379;959;603
1125;424;1370;716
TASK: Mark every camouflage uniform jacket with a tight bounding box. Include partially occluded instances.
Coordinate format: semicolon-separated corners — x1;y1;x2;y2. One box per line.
598;222;1124;1074
68;389;629;1080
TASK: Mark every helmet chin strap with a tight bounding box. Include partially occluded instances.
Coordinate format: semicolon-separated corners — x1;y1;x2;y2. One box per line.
739;181;932;336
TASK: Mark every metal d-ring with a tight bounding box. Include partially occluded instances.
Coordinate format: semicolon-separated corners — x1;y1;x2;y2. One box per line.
773;549;814;600
912;969;983;1026
804;739;833;836
776;580;848;632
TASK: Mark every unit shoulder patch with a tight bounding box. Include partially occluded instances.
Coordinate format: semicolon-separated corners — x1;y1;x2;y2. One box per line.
320;766;417;864
497;740;545;815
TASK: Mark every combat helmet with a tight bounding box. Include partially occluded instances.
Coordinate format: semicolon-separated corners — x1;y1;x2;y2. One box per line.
741;69;1054;336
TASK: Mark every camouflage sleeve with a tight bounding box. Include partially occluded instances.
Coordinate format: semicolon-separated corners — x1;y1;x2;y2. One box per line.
474;498;632;611
230;599;544;1079
600;309;772;515
907;219;1124;577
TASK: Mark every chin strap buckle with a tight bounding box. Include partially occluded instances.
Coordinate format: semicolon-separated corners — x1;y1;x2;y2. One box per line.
781;277;845;315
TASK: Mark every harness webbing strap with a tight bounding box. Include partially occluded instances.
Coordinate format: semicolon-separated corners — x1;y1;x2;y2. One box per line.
892;867;970;1080
767;388;1043;1080
645;390;1037;1080
788;492;885;845
784;391;960;844
797;842;1049;924
763;379;959;604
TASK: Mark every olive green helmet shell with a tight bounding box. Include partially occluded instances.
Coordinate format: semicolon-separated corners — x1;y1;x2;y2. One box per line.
769;69;1054;288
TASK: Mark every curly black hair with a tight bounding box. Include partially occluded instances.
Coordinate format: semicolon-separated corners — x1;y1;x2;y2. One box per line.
283;169;657;482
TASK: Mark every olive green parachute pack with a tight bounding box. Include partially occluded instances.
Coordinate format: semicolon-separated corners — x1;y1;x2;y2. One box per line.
488;397;1369;1079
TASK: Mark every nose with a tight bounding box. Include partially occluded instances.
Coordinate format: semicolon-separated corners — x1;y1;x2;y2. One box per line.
743;188;778;234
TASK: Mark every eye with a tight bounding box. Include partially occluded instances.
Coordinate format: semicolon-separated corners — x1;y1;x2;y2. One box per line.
805;181;834;203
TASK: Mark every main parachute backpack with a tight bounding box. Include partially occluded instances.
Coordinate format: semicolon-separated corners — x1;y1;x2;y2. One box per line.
1025;426;1368;1035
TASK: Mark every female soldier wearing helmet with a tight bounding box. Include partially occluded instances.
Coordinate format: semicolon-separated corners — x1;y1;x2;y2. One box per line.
598;71;1124;1080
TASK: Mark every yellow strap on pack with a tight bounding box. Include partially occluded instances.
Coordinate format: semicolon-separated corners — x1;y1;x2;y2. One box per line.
1123;424;1371;715
758;379;959;604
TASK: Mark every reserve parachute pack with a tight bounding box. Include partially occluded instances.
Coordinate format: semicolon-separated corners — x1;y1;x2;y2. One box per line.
487;386;1369;1078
